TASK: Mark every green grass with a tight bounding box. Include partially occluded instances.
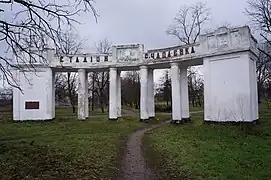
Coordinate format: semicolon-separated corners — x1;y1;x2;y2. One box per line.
0;108;110;124
0;106;138;121
55;107;109;120
0;115;142;179
189;105;203;112
144;104;271;180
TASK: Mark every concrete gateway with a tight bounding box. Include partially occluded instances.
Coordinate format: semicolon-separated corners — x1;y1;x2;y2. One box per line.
13;26;259;123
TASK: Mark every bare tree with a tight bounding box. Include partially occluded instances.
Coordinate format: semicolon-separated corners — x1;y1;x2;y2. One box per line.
57;30;87;55
188;67;204;107
122;71;140;109
246;0;271;102
0;88;12;100
89;38;112;112
66;72;78;112
54;73;68;105
0;0;97;89
95;38;112;55
166;2;210;44
90;71;110;113
55;72;78;110
264;79;271;108
57;30;87;113
257;43;271;102
158;70;171;107
166;2;209;108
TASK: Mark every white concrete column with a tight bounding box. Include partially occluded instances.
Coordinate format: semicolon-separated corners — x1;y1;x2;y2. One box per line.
170;63;182;123
52;71;56;119
140;66;149;121
85;72;89;119
78;69;86;120
180;66;190;121
147;69;155;118
12;69;20;120
109;67;118;120
46;68;53;120
117;70;122;117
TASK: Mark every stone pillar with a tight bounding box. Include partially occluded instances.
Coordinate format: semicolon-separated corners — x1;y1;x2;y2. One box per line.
85;72;89;119
140;66;149;121
52;71;56;119
148;69;155;118
78;69;86;120
13;68;54;121
117;70;122;117
198;26;259;123
203;53;259;123
180;66;190;121
109;67;118;120
170;63;182;123
12;69;20;120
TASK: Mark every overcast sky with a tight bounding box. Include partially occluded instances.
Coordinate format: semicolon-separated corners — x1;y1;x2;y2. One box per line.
75;0;250;51
0;0;251;87
72;0;250;82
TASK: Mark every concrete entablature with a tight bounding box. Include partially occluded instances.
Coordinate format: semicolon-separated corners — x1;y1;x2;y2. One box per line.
44;26;257;71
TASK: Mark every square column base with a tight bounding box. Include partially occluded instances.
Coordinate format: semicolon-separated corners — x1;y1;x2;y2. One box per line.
182;117;191;122
140;118;149;122
171;120;185;124
109;118;119;121
78;118;87;121
204;119;259;125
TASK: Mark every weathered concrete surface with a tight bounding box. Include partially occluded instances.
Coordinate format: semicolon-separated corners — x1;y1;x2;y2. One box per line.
140;66;149;121
13;26;259;123
78;69;86;120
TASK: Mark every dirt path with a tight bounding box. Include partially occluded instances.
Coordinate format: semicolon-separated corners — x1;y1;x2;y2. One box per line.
117;111;203;180
118;124;161;180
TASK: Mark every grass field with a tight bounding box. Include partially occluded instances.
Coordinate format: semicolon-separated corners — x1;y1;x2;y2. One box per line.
0;115;142;179
0;103;172;180
0;106;136;120
144;103;271;180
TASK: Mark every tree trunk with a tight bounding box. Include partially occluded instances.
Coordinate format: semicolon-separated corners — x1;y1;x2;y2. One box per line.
101;102;105;113
67;72;76;113
192;97;195;107
100;94;105;113
197;95;202;107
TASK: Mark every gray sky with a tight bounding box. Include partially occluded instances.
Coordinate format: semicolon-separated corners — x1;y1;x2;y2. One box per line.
75;0;250;51
73;0;250;82
0;0;251;87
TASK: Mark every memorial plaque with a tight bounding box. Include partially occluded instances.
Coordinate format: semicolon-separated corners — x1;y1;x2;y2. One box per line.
25;101;39;109
113;44;144;62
